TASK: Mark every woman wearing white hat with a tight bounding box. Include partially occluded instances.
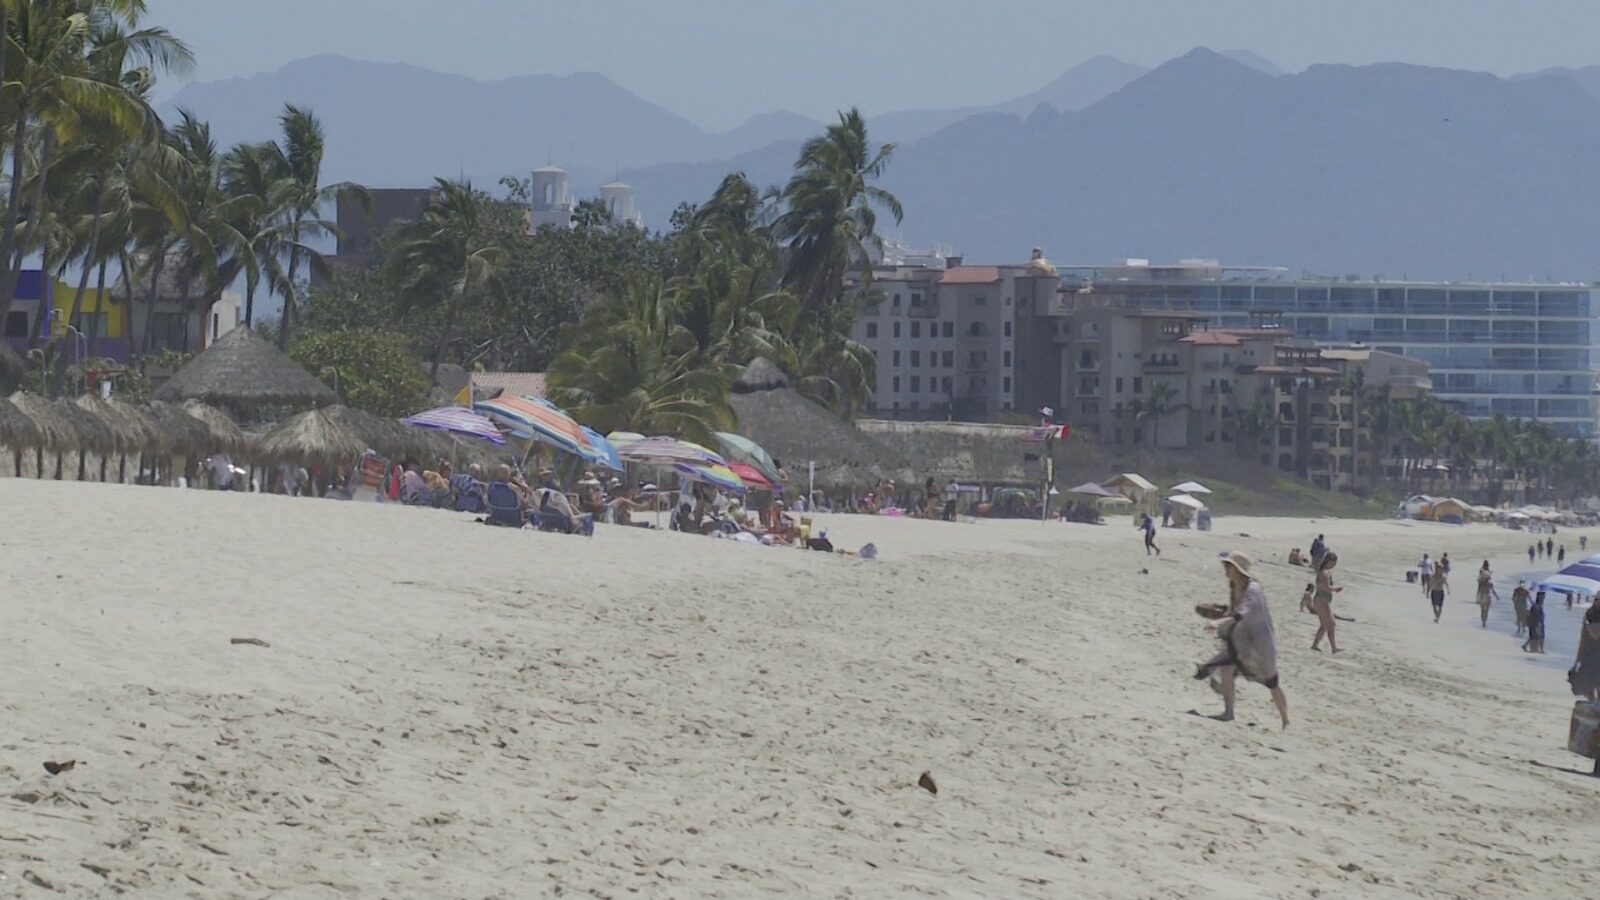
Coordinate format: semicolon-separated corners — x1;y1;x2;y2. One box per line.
1195;553;1289;728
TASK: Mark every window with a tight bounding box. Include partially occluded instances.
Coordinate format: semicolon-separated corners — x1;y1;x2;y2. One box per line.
1003;350;1012;368
892;350;901;366
968;351;987;368
942;322;954;338
941;376;953;394
910;350;920;367
968;322;987;337
893;322;901;338
147;312;186;352
892;376;900;393
76;312;109;339
1002;376;1011;393
1004;321;1013;337
942;350;953;368
1115;377;1123;393
910;292;923;306
892;293;902;309
866;322;878;339
3;311;27;337
928;378;938;395
1133;377;1143;394
910;375;921;392
911;321;921;338
973;295;987;306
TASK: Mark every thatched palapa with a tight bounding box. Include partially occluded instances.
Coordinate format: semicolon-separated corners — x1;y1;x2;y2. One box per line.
153;327;335;417
181;401;246;453
9;392;76;450
858;419;1046;487
76;395;166;455
50;398;116;456
727;358;905;482
0;396;44;450
141;400;214;456
253;408;365;468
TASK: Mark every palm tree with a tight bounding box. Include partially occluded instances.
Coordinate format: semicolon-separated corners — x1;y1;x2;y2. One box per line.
262;104;365;348
547;275;734;445
775;109;902;332
385;178;506;382
0;0;190;326
1138;380;1179;446
220;140;294;327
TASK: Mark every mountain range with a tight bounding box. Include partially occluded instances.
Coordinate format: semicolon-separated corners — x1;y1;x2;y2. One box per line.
163;50;1600;280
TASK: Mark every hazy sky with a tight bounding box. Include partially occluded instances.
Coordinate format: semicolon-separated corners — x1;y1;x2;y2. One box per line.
156;0;1600;129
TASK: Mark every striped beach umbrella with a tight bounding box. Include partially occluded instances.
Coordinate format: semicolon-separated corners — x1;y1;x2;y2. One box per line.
475;395;590;456
611;434;727;467
579;426;623;471
675;461;746;494
713;431;781;483
404;406;507;445
727;461;775;491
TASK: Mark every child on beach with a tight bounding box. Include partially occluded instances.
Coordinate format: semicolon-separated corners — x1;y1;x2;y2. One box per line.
1300;582;1316;615
1523;593;1546;653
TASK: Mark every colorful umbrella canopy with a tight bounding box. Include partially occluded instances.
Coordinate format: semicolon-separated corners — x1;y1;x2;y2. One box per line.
403;406;507;445
475;395;589;456
727;461;774;491
611;434;727;466
713;432;781;483
675;462;746;494
579;426;623;471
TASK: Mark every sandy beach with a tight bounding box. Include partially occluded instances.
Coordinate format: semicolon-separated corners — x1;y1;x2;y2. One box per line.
2;479;1596;897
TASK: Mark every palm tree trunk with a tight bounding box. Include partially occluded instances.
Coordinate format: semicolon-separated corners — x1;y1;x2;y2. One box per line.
243;278;256;329
139;250;166;370
177;281;192;354
120;251;137;363
88;257;109;348
0;107;31;323
50;189;104;395
279;232;302;349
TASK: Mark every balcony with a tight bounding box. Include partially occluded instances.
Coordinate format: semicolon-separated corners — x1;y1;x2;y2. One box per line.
906;299;940;319
1143;354;1184;371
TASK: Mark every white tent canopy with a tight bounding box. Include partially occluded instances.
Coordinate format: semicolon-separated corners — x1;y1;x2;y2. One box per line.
1170;480;1212;495
1167;493;1207;510
1107;473;1156;492
1067;481;1119;498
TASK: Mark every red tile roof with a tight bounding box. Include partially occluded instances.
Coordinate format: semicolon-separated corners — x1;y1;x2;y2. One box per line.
940;266;1002;285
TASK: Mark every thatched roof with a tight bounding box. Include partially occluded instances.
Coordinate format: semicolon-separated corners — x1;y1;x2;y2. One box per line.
0;343;26;392
141;400;214;455
9;392;76;450
857;420;1044;487
727;358;905;478
49;397;116;454
318;405;442;463
252;408;365;467
733;357;790;393
76;395;166;455
153;327;335;415
0;395;43;449
182;401;246;453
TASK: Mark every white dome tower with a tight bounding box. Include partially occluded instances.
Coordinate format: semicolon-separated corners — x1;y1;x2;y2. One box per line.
599;181;644;228
530;165;574;230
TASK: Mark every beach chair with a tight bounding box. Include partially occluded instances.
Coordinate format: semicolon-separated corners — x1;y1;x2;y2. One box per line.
486;482;527;528
452;474;486;513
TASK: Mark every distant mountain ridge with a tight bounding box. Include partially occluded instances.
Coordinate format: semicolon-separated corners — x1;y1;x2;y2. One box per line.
165;49;1600;280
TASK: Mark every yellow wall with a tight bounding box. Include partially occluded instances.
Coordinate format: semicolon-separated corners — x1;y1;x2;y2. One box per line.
49;279;127;338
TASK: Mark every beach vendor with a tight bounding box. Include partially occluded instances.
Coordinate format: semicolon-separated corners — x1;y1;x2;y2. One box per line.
1193;553;1289;729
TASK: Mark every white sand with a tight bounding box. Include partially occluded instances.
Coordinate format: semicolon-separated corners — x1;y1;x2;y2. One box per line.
1;479;1595;897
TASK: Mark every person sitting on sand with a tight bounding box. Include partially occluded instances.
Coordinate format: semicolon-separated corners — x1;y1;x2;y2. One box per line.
1299;582;1316;615
1312;552;1342;653
1511;581;1531;637
1524;593;1546;654
1288;548;1304;566
1476;561;1500;628
1194;553;1289;728
535;470;584;534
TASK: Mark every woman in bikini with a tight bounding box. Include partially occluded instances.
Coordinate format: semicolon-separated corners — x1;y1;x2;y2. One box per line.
1312;551;1342;653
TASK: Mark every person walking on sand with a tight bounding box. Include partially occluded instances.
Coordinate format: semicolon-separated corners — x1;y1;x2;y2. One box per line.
1193;553;1289;729
1530;545;1537;565
1546;537;1555;558
1441;552;1452;576
1142;513;1161;556
1476;561;1500;628
1559;545;1567;564
1419;553;1434;597
1582;535;1589;553
1523;592;1546;653
1511;580;1531;637
1310;534;1327;570
1428;561;1449;623
1311;551;1342;653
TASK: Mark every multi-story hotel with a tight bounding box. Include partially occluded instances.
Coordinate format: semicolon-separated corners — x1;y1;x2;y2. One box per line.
1062;260;1599;437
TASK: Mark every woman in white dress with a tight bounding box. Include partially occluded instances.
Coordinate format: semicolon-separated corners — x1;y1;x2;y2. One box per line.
1195;553;1290;728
